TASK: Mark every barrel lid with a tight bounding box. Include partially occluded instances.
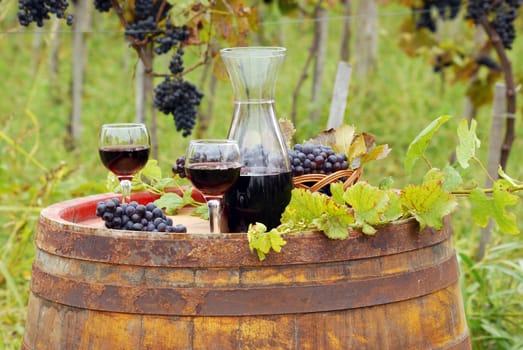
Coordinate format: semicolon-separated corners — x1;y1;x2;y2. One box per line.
37;191;451;267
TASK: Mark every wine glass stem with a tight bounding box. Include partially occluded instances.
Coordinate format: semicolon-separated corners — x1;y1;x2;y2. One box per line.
120;179;132;204
207;199;221;233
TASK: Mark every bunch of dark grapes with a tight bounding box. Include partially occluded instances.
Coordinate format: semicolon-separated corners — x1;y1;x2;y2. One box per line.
96;198;187;232
125;16;158;41
288;144;349;177
172;156;186;178
415;0;462;32
154;78;204;137
466;0;522;49
169;49;185;75
155;24;190;55
492;5;518;49
134;0;154;18
18;0;73;27
94;0;112;13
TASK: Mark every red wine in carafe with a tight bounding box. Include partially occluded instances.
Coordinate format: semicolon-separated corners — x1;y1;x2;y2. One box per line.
223;170;292;232
99;145;150;177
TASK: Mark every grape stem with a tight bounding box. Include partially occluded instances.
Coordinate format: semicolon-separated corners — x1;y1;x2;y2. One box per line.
472;156;496;185
451;185;523;196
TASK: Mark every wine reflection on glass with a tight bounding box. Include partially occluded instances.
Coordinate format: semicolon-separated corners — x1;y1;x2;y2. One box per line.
185;139;241;233
99;123;150;204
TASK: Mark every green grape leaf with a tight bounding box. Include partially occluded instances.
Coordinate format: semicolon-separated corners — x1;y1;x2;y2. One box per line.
498;165;522;187
138;160;163;182
281;189;354;239
312;204;355;239
422;166;462;192
442;164;463;191
400;179;458;231
404;115;451;174
379;177;394;190
106;172;120;192
154;177;177;191
382;190;404;223
154;192;185;215
191;203;209;220
423;168;445;183
281;189;332;227
247;223;287;261
343;182;389;234
330;182;346;205
469;182;520;235
456;118;480;168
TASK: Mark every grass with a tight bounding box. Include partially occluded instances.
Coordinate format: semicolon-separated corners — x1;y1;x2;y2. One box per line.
1;1;523;349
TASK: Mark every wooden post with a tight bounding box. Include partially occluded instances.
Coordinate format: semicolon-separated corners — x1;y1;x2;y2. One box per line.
69;0;91;148
309;5;329;122
135;60;146;124
339;0;351;62
477;83;506;261
327;62;352;129
354;0;378;79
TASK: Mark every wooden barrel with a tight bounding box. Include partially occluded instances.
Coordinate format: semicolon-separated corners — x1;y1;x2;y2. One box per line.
23;192;471;350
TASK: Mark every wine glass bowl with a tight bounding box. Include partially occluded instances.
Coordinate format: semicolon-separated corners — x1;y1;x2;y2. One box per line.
185;139;241;233
99;123;150;203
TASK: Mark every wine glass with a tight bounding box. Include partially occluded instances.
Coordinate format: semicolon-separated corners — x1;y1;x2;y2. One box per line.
99;123;150;204
185;139;241;233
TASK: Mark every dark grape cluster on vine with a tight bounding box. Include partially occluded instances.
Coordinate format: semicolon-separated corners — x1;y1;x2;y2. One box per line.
94;0;112;12
415;0;462;32
172;156;186;178
465;0;522;49
96;198;187;232
18;0;73;27
154;78;204;137
125;15;158;41
288;144;349;177
134;0;154;18
155;23;190;55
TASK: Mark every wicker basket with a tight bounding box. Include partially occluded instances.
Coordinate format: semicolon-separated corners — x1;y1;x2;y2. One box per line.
293;167;363;192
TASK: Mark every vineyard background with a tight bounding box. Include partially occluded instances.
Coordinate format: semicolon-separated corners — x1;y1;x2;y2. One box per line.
1;0;523;349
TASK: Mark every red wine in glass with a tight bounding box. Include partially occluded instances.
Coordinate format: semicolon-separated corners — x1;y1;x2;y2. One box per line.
185;139;241;233
185;162;241;196
99;123;150;203
99;145;150;179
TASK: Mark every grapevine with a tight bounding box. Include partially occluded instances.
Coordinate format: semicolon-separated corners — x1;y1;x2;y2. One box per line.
17;0;258;138
248;116;523;261
401;0;522;170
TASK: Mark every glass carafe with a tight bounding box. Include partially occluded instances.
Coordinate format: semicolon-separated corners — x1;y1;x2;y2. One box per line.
221;46;293;232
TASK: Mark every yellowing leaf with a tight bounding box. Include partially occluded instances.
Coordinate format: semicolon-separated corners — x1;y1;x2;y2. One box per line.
344;182;388;234
456;118;480;168
281;189;353;239
382;190;404;222
333;124;356;154
247;223;287;261
361;144;391;165
213;53;230;81
348;134;367;164
400;180;458;230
